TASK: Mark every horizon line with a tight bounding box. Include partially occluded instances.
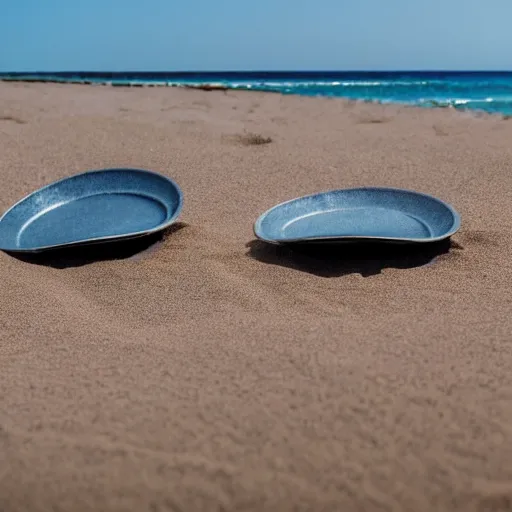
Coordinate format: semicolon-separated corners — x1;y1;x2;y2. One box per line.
2;69;512;74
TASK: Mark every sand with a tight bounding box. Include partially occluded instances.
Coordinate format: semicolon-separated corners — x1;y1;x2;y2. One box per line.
1;82;512;512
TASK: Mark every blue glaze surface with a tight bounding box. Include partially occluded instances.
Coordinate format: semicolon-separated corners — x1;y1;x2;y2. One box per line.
0;168;183;253
254;188;460;244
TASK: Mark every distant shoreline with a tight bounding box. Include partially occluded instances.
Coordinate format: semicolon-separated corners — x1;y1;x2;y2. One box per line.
0;76;234;91
2;76;511;119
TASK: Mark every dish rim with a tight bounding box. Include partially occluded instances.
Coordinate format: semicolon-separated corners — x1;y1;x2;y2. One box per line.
0;167;184;253
253;186;461;244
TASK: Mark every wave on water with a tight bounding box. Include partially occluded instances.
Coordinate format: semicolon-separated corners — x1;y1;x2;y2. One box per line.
2;71;512;115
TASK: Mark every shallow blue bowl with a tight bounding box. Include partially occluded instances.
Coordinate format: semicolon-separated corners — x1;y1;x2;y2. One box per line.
0;168;183;253
254;187;460;244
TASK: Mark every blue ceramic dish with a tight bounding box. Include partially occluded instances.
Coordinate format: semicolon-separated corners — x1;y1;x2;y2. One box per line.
254;187;460;244
0;168;183;253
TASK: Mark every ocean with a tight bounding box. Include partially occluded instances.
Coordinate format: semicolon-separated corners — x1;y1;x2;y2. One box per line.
2;71;512;116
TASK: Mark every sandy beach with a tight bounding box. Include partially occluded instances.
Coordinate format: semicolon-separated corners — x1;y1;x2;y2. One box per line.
1;82;512;511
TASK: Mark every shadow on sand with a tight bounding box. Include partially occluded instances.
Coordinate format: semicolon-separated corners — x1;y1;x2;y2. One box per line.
246;238;456;278
6;223;187;269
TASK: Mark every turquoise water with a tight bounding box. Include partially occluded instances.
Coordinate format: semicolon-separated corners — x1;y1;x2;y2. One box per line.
3;71;512;115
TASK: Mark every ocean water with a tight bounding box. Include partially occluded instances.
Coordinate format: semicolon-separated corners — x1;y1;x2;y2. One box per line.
2;71;512;116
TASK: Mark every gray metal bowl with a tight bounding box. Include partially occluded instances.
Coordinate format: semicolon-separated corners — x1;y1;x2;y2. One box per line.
254;187;461;244
0;168;183;253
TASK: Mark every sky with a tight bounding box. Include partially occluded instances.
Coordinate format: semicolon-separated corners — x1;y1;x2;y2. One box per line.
2;0;512;71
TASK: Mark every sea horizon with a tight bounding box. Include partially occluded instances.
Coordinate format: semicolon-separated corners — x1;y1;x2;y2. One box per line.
3;70;512;115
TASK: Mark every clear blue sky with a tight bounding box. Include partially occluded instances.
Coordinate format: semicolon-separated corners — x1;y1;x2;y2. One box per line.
2;0;511;71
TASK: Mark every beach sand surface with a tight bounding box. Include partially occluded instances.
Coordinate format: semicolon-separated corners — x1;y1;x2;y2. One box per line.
1;82;512;512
